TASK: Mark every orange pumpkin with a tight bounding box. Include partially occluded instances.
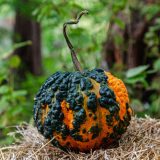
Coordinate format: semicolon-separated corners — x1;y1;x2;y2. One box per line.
34;11;132;152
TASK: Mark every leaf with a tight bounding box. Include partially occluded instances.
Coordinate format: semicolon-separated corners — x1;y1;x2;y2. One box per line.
154;59;160;71
126;65;149;78
9;55;21;68
0;85;10;94
0;98;9;113
10;106;23;116
142;4;160;20
125;74;148;87
0;41;32;60
11;90;27;98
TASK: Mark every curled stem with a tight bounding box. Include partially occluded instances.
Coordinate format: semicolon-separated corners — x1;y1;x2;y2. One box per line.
63;10;89;72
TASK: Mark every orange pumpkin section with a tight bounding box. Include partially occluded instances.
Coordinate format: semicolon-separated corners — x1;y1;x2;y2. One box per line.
61;100;74;129
105;72;132;120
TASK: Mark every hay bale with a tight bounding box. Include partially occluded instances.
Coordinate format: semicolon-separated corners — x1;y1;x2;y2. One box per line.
0;117;160;160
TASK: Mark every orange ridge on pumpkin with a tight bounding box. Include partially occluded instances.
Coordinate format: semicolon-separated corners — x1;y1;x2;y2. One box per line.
61;100;74;129
105;72;132;120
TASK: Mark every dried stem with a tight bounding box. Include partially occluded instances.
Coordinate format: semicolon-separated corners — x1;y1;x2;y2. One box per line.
63;10;89;72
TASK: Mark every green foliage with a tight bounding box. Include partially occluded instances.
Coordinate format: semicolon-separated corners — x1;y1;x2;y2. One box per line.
124;64;160;118
32;0;117;70
0;42;33;145
142;4;160;20
125;65;149;87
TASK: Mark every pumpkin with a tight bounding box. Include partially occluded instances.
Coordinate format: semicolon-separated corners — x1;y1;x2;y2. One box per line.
33;10;132;152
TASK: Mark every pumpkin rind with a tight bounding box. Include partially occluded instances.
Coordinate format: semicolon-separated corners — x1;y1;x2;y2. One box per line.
34;68;132;152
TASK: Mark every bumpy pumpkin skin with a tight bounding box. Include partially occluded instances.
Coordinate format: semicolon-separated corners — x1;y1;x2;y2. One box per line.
34;68;132;152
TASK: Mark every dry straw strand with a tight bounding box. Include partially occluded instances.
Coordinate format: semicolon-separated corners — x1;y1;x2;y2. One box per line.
0;117;160;160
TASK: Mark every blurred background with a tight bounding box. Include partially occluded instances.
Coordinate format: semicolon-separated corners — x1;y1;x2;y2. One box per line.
0;0;159;145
